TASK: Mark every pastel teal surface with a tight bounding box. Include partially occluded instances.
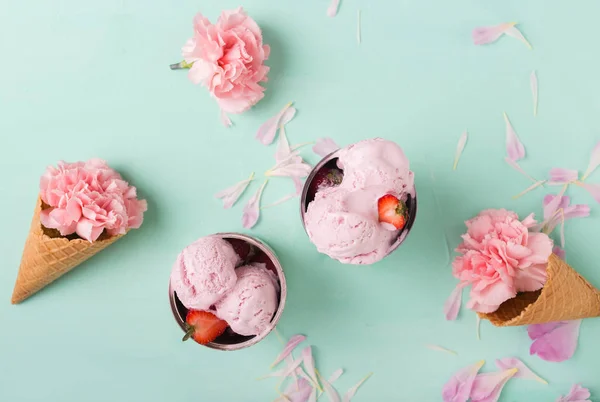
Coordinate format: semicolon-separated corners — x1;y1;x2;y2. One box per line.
1;0;600;400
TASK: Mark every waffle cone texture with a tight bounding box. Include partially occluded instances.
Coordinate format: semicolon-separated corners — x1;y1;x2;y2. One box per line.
11;197;124;304
479;253;600;326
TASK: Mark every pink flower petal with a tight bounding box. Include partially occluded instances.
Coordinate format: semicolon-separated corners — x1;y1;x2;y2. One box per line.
256;103;294;145
528;320;581;362
578;182;600;204
504;112;525;162
553;246;566;260
472;23;515;45
320;374;341;402
270;334;306;368
453;131;468;170
556;383;592;402
444;283;466;321
495;357;548;384
442;360;485;402
275;378;313;402
426;344;458;355
504;25;532;49
241;180;268;229
548;168;578;185
293;177;304;195
313;138;340;158
505;157;537;182
582;141;600;181
220;109;232;128
276;124;292;162
267;152;313;178
302;346;321;391
214;173;254;209
531;70;538;116
342;373;373;402
470;369;518;402
327;0;340;17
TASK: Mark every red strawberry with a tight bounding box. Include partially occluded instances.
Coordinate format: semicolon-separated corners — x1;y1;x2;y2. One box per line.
183;310;228;345
377;195;408;230
307;168;344;200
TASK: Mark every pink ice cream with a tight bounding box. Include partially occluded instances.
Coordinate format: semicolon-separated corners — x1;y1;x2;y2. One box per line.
215;263;279;336
170;236;241;310
304;138;415;265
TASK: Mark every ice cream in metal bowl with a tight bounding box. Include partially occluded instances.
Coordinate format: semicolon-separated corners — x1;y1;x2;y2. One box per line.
169;233;286;351
301;138;417;265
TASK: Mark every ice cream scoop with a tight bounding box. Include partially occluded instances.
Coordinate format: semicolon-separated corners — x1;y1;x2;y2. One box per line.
302;138;416;265
215;263;279;336
170;236;241;310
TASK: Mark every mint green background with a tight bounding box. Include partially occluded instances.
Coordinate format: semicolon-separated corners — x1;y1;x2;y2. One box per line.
1;0;599;401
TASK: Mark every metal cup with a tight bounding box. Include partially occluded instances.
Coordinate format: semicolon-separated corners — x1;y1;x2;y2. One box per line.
299;150;418;263
169;233;287;351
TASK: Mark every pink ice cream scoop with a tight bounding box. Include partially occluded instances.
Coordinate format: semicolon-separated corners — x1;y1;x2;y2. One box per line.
303;138;416;265
170;236;241;310
215;263;279;336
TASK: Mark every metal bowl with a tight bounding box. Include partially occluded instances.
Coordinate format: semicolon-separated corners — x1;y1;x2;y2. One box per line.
169;233;287;351
300;150;418;263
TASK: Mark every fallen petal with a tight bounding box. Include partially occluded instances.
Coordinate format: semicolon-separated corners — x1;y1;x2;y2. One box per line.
302;346;321;391
444;283;466;321
271;335;306;368
313;137;340;158
470;369;518;402
453;131;468;170
505;25;532;49
320;373;341;402
472;23;515;45
342;372;373;402
221;110;232;128
215;173;255;209
556;383;591;402
241;180;268;229
256;103;293;145
327;0;340;17
504;112;525;162
328;369;344;383
275;378;313;402
495;357;547;384
582;141;600;181
531;70;538;116
426;344;458;356
548;168;578;185
276;124;292;163
442;360;485;402
578;181;600;204
528;320;581;362
505;157;537;183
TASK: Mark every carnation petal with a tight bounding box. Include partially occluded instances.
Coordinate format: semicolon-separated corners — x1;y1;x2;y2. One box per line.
528;320;581;362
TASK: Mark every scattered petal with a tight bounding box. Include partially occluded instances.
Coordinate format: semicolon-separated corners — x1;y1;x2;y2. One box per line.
505;25;532;49
476;315;481;341
426;344;458;356
470;369;518;402
531;71;538;116
504;112;525;162
556;384;591;402
221;110;232;128
308;389;317;402
548;168;578;185
528;320;582;362
259;357;303;380
542;195;589;233
242;180;268;229
281;107;297;126
342;372;373;402
262;194;296;209
293;177;304;195
505;157;537;183
577;181;600;204
327;0;340;17
276;124;292;163
313;138;340;158
495;357;548;384
319;372;341;402
553;246;566;260
215;173;255;209
302;346;322;391
472;23;516;45
256;103;294;145
328;369;344;383
357;10;361;44
444;282;466;321
513;180;546;199
442;360;485;402
275;378;313;402
271;335;307;368
453;131;468;170
582;141;600;181
267;152;313;178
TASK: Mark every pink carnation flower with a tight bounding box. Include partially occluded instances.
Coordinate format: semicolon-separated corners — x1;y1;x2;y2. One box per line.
182;7;270;114
39;159;147;242
452;209;553;313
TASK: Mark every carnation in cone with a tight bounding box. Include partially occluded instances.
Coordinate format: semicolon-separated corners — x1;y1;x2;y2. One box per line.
182;7;270;114
452;209;553;313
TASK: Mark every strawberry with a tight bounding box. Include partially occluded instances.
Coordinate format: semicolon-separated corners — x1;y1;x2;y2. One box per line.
307;168;344;200
183;310;228;345
377;194;408;230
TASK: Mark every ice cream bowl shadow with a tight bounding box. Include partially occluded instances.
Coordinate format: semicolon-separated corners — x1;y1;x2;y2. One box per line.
300;150;418;263
169;233;287;351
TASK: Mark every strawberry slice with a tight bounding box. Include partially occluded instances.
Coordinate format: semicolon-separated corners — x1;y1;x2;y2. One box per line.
183;310;229;345
377;194;408;230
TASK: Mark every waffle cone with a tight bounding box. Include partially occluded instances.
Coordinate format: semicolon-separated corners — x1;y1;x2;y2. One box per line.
11;197;124;304
479;253;600;326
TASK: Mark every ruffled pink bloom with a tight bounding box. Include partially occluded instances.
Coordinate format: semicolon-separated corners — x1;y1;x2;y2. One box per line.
182;7;270;114
452;209;553;313
39;159;147;242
